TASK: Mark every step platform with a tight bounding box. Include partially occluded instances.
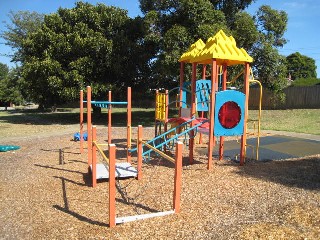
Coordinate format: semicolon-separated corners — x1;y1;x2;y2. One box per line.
90;162;138;179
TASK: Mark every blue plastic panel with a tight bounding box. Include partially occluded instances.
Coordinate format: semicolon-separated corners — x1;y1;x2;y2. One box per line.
214;90;245;136
196;79;211;112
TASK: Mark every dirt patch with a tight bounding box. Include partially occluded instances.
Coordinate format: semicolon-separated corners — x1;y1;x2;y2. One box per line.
0;125;319;239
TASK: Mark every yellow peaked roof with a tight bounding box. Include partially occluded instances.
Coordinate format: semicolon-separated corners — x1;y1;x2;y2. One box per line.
179;39;205;63
180;29;253;65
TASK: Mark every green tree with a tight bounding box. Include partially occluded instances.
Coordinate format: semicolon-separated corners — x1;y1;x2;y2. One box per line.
286;52;317;80
209;0;255;27
139;0;227;87
0;63;9;79
231;12;258;50
21;2;145;109
1;11;44;63
0;64;24;109
251;5;288;104
255;5;287;47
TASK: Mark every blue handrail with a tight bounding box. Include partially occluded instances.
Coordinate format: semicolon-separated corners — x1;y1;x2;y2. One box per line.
129;118;208;160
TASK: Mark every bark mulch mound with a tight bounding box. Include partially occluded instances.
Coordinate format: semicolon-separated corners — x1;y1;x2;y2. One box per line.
1;127;319;239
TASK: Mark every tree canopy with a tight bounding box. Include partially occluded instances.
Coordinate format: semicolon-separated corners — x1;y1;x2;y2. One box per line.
21;2;147;109
1;10;44;63
286;52;317;80
2;0;316;109
0;63;23;106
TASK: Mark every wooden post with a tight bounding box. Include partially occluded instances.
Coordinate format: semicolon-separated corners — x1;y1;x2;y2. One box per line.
219;64;227;160
240;63;250;165
92;126;97;188
208;59;217;170
137;125;143;180
108;90;112;145
59;149;64;165
173;141;183;213
127;87;132;163
80;90;84;154
87;86;92;165
109;144;116;227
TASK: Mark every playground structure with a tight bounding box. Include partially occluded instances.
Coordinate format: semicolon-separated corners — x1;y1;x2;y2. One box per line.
80;86;184;227
78;29;262;227
80;86;136;186
154;29;262;167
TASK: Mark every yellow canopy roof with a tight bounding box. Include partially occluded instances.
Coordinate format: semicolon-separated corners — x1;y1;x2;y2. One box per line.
188;30;253;65
179;39;205;63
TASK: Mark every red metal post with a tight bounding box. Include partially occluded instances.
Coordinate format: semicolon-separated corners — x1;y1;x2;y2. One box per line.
109;144;116;227
137;125;143;180
87;86;92;165
240;63;250;165
92;126;97;188
208;59;217;170
80;90;84;154
173;141;183;213
127;87;132;163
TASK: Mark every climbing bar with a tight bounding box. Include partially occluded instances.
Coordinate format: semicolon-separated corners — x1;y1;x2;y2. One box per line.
93;141;110;165
129;118;194;154
91;101;128;105
116;210;175;224
142;141;176;163
129;118;207;157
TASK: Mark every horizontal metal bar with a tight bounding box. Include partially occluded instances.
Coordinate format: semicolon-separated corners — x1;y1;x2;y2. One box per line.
91;101;128;105
129;118;206;155
142;141;176;163
116;210;175;224
93;141;109;165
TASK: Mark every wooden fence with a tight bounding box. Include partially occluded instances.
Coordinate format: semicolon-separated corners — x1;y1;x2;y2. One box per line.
249;85;320;109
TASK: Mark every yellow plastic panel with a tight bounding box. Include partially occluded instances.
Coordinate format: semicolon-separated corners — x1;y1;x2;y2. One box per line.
155;92;167;122
190;30;253;65
179;39;205;63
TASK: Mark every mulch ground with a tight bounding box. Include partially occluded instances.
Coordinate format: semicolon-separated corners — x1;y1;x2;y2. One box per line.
0;126;319;239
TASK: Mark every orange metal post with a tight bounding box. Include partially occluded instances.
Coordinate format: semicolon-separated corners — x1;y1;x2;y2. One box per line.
87;86;92;165
240;63;250;165
189;62;197;164
208;59;217;170
137;125;143;180
173;141;183;213
127;87;132;163
108;91;112;144
108;144;116;227
202;64;206;79
219;64;227;160
92;126;97;188
80;90;84;154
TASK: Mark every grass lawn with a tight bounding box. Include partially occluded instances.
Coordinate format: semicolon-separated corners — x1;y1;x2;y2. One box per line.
249;109;320;135
1;108;319;137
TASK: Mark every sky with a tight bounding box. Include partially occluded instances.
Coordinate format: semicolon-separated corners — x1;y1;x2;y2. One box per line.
0;0;319;77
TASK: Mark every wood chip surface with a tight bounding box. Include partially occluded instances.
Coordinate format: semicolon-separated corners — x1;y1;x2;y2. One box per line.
1;126;319;239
